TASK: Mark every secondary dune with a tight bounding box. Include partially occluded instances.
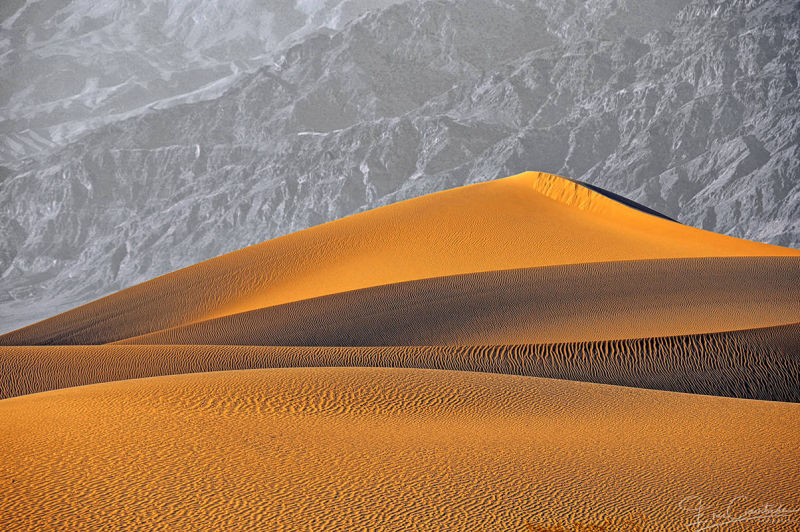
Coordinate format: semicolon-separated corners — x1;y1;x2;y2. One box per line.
2;368;799;530
2;322;799;402
117;257;800;347
2;172;798;346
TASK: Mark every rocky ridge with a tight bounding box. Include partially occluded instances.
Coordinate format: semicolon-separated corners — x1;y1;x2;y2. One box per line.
1;0;798;331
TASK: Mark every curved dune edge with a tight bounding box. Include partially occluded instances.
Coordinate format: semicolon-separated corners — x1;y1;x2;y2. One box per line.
3;322;799;402
117;256;800;347
2;367;799;530
4;172;799;346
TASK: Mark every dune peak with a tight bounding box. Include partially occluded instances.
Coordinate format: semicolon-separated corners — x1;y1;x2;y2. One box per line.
508;171;666;220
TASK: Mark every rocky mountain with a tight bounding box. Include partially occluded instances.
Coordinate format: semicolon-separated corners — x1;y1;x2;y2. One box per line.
0;0;400;164
2;0;799;332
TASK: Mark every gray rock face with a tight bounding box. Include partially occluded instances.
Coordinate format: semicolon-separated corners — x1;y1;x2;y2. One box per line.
0;0;401;163
1;0;799;332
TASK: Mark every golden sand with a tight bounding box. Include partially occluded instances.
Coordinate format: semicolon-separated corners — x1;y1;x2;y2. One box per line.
3;322;800;402
3;172;797;346
1;172;799;530
2;368;799;530
116;257;800;347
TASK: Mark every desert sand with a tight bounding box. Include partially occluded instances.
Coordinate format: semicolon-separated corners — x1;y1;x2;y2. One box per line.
3;172;798;346
116;257;800;347
3;322;800;402
2;172;799;530
2;368;799;530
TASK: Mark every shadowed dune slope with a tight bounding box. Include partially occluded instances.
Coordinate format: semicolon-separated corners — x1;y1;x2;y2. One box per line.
3;322;799;401
3;172;798;346
118;257;800;347
2;368;799;531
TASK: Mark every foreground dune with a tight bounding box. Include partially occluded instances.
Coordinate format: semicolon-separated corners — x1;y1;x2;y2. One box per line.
2;368;799;530
2;172;799;530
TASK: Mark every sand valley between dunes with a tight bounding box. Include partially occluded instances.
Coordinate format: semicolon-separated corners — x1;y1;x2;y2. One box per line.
2;172;799;530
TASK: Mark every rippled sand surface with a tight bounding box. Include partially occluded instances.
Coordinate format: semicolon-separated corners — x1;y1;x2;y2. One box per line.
3;322;800;402
2;368;799;530
2;172;799;530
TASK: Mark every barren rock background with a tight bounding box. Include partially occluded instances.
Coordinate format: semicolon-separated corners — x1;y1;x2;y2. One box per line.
1;0;799;331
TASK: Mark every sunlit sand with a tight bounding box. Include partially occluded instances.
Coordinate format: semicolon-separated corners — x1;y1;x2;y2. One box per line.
2;172;798;530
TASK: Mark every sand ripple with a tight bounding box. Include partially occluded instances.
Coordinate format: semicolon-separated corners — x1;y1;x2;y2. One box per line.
2;368;798;530
2;322;798;402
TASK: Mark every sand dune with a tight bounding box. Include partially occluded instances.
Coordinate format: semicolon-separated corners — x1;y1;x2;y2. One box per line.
2;172;799;530
3;322;799;402
117;257;800;347
2;172;797;346
2;368;799;530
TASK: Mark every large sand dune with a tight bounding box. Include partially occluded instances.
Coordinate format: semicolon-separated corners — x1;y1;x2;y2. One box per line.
2;172;799;530
116;257;800;347
3;172;797;346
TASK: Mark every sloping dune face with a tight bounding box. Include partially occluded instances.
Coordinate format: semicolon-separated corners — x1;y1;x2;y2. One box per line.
2;368;799;530
117;257;800;347
3;323;800;402
2;172;797;346
2;172;800;530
